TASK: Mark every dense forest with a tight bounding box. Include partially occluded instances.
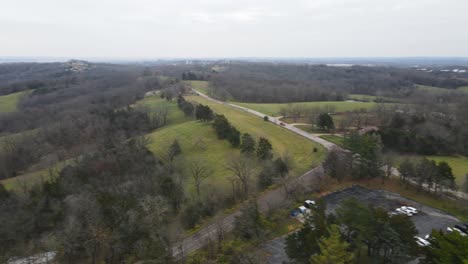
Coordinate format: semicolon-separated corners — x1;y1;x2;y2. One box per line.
1;62;467;263
203;63;468;103
0;63;183;262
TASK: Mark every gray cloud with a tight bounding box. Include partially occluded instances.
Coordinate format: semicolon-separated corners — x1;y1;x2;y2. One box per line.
1;0;467;58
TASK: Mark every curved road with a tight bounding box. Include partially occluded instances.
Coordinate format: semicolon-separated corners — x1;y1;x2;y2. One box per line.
171;90;341;259
193;89;341;151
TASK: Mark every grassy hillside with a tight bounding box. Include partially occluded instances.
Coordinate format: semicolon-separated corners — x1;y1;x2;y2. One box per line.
189;80;211;95
186;94;326;175
146;120;238;193
135;96;189;126
0;90;29;112
457;86;468;92
234;101;378;116
1;160;69;191
2;97;186;192
348;94;400;103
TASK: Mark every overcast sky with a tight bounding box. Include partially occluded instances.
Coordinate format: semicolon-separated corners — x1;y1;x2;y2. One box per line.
1;0;468;58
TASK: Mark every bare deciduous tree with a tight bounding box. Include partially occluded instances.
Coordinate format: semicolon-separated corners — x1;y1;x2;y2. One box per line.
225;155;256;199
188;158;213;197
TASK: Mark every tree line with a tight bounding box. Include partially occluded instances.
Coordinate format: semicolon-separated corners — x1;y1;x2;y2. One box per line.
202;63;468;103
399;158;455;193
323;132;459;192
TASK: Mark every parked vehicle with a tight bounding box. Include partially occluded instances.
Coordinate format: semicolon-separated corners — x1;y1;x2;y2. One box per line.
414;236;430;246
298;206;307;214
304;200;316;208
416;241;425;247
453;228;467;236
454;224;467;234
396;208;413;216
401;206;418;214
290;210;299;217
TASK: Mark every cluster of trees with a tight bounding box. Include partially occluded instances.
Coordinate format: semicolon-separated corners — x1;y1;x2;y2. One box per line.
324;132;459;193
177;95;195;116
0;63;170;180
0;106;160;180
181;71;206;81
195;104;214;121
378;97;468;156
225;134;279;200
286;198;419;263
324;132;394;183
185;201;277;263
212;114;240;147
0;138;176;263
399;158;456;193
317;113;334;131
422;229;468;263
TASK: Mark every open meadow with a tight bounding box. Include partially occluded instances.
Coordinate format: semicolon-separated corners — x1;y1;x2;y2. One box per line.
0;90;29;112
186;94;326;174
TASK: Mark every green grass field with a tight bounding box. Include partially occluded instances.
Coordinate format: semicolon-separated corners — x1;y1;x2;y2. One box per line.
1;160;70;191
146;120;239;194
348;94;400;103
457;86;468;92
234;101;379;116
0;91;29;112
187;80;211;95
186;95;327;175
135;96;189;126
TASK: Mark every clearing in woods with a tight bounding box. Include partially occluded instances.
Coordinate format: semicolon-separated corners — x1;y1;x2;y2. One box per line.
0;90;29;112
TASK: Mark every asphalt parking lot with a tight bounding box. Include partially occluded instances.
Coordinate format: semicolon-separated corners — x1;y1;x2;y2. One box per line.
323;185;460;236
261;185;462;264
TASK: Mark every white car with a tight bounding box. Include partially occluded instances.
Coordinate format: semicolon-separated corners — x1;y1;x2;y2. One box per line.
414;236;430;247
453;228;467;236
401;206;418;214
447;227;453;232
416;241;425;247
304;200;316;208
298;206;312;215
298;206;307;214
396;208;413;216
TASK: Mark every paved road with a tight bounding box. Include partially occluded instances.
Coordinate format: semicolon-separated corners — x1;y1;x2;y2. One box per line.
172;166;325;259
193;89;340;151
171;90;338;259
